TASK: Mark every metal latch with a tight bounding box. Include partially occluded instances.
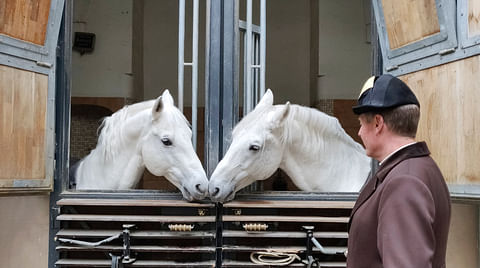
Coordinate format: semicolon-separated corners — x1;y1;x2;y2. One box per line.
438;48;455;56
36;61;53;68
386;65;399;72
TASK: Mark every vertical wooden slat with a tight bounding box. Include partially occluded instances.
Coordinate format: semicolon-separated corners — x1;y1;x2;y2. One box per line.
468;0;480;37
0;65;47;180
400;55;480;185
381;0;440;49
0;0;51;45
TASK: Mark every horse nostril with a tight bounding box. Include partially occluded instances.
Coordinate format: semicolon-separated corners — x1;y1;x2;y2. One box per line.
211;187;220;197
195;184;203;193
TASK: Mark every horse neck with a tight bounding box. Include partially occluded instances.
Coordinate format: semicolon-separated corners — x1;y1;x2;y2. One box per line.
78;106;152;189
278;105;370;191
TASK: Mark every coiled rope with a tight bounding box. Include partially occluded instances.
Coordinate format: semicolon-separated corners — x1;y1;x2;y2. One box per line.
250;250;302;266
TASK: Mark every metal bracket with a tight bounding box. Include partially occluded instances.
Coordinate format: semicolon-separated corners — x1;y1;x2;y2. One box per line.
122;224;136;264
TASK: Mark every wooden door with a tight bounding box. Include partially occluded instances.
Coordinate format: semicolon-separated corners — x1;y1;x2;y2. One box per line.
0;0;64;192
373;0;480;197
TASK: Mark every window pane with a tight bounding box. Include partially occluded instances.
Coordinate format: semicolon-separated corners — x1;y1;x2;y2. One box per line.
0;0;51;45
468;0;480;38
382;0;440;49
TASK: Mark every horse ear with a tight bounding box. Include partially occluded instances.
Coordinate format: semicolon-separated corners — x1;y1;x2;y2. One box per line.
268;101;290;130
152;96;164;120
254;89;274;111
161;89;175;106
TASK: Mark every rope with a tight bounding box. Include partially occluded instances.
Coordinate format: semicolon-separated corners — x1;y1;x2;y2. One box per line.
58;233;122;247
250;250;302;266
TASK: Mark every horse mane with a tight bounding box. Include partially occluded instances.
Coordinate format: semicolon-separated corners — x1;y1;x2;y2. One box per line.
96;104;135;161
94;100;190;162
283;104;365;155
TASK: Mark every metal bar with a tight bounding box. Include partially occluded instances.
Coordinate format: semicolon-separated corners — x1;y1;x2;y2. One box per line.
49;2;72;267
260;0;266;96
222;0;239;154
254;34;260;104
243;30;248;116
178;0;185;112
205;0;221;177
192;0;199;149
238;20;261;34
245;0;253;112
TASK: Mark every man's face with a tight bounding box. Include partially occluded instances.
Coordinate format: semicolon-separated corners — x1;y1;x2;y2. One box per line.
358;114;378;158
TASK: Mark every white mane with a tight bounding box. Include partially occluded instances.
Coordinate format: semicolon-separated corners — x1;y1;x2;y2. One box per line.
95;100;191;162
281;104;366;156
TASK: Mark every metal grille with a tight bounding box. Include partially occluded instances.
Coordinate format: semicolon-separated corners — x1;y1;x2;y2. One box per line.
54;198;216;267
219;198;352;267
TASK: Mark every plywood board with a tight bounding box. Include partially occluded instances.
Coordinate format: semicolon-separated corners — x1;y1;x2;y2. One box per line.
468;0;480;37
0;65;47;180
400;55;480;185
381;0;440;49
0;0;51;45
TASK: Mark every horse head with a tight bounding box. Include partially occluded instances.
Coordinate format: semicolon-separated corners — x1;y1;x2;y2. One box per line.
141;90;209;201
208;89;290;202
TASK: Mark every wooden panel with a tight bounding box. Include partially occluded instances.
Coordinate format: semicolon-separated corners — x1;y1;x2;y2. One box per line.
0;0;51;45
224;200;354;209
223;215;349;223
0;64;47;180
57;214;216;223
400;55;480;185
469;0;480;37
57;198;214;207
381;0;440;49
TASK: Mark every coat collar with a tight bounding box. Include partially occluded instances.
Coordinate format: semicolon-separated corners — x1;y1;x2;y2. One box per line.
348;142;430;231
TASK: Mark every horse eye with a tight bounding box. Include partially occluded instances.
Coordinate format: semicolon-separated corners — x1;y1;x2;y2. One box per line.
161;138;172;146
249;144;260;151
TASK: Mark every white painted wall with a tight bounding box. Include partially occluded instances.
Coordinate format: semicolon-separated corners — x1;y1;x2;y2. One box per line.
317;0;372;100
70;0;370;103
72;0;133;98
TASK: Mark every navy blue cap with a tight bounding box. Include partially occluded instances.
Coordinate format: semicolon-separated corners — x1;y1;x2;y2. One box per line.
352;74;420;115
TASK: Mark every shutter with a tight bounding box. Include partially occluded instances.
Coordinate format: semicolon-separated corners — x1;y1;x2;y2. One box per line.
372;0;457;75
0;0;64;191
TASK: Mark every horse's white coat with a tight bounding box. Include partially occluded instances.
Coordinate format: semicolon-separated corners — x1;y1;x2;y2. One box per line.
74;90;208;201
208;90;371;202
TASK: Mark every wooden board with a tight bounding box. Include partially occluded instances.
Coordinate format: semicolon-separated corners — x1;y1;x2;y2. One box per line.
469;0;480;37
0;64;47;180
0;0;51;45
381;0;440;49
400;55;480;185
57;198;214;207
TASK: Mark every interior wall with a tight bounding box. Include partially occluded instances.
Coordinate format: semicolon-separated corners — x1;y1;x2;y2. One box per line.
317;0;372;100
143;0;207;105
263;0;311;105
0;195;50;268
71;0;133;98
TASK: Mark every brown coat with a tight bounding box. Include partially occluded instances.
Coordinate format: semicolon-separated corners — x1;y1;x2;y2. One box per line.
347;142;451;268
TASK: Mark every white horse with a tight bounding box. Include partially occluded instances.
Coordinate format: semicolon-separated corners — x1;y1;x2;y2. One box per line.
208;89;371;202
73;90;209;201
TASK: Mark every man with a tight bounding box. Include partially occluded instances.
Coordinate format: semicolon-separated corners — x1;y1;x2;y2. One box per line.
347;74;451;268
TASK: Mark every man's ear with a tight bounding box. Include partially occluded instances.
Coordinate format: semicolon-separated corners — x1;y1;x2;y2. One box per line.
374;114;384;134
